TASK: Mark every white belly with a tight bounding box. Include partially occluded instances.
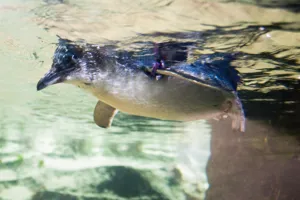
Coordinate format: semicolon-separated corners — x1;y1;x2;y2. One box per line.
85;75;234;121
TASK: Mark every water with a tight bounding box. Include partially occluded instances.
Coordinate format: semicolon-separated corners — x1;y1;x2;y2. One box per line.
0;0;299;200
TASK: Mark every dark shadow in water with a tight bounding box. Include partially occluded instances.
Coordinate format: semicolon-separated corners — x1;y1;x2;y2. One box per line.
204;61;300;199
96;166;168;199
222;0;300;12
206;118;300;200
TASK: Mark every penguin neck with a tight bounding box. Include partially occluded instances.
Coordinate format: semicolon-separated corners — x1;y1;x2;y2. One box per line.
73;60;150;103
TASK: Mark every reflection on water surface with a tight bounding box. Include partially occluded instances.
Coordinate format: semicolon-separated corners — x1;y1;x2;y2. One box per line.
0;0;300;199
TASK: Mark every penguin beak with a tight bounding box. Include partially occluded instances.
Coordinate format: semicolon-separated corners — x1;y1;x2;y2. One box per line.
37;70;64;91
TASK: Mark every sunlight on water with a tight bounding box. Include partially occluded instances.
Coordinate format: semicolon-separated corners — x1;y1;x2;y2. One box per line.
0;0;300;199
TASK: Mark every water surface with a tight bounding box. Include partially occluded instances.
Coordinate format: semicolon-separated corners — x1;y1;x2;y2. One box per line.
0;0;299;199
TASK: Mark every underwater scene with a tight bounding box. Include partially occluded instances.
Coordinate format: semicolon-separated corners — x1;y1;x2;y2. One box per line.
0;0;299;199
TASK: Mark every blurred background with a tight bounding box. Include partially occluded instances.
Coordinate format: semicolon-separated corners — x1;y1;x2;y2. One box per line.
0;0;299;199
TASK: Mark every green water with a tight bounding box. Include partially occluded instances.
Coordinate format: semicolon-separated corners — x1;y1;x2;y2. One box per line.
0;0;300;200
0;2;211;199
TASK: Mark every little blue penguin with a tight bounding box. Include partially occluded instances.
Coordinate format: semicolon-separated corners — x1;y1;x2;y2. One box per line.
37;38;245;132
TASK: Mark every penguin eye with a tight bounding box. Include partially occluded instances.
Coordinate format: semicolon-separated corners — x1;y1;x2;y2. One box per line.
53;44;82;70
54;54;76;71
63;54;73;63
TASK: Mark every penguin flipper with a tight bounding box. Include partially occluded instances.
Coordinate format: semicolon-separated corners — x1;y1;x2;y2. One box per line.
93;100;118;128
